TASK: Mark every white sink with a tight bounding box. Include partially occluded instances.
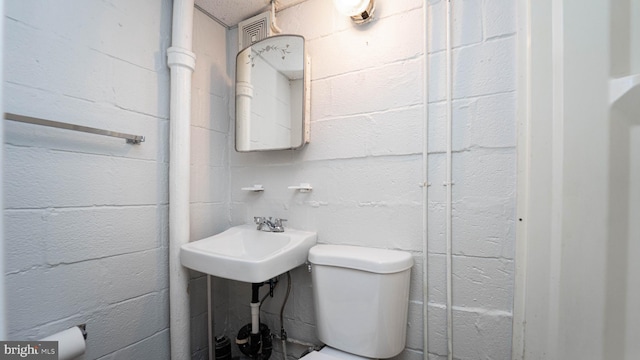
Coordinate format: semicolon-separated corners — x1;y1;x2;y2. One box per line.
180;224;317;283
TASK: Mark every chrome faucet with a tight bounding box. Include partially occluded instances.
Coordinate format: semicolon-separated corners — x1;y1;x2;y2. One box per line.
254;217;287;232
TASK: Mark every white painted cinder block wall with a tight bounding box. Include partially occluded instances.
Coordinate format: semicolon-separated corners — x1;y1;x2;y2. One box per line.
223;1;517;360
189;9;233;359
3;1;177;358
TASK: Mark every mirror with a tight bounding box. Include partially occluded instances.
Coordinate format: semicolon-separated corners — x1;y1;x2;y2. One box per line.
235;35;310;152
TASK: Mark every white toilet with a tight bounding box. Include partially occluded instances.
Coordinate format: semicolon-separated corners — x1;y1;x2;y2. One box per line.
303;244;414;360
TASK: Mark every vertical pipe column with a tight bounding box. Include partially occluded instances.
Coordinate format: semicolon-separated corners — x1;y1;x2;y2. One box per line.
444;0;454;359
235;56;253;152
207;275;214;360
167;0;196;359
421;1;430;359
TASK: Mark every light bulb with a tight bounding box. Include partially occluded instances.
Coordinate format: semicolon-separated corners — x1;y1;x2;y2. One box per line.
333;0;369;16
333;0;375;23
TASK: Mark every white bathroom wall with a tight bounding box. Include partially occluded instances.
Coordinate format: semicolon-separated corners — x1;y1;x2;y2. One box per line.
189;8;233;359
223;1;517;359
3;0;173;358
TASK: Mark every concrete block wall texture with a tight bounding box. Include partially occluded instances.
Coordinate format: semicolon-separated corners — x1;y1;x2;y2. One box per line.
189;9;233;360
225;1;517;360
3;0;175;358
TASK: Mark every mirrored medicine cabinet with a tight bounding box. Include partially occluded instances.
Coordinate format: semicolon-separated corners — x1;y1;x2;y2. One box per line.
235;35;310;152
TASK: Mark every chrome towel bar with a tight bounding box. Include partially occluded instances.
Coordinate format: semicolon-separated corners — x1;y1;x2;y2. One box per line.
4;112;145;144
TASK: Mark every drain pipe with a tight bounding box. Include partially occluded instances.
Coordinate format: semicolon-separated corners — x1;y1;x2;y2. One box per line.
279;272;292;360
270;0;283;34
421;0;431;359
236;282;274;359
444;0;454;359
167;0;196;359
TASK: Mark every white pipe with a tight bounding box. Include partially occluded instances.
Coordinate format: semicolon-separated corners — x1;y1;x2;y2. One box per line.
251;303;260;334
421;0;430;359
236;57;253;151
167;0;196;359
444;0;453;359
208;275;214;360
270;1;283;34
0;0;6;340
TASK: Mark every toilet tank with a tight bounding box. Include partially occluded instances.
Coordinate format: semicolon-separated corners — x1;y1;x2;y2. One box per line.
308;245;414;359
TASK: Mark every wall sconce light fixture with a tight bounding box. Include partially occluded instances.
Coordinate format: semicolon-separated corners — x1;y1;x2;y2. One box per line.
333;0;375;24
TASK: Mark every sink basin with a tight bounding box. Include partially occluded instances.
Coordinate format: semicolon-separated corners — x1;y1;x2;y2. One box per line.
180;224;317;283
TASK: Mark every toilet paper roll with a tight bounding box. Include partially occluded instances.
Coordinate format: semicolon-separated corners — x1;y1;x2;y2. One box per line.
41;325;87;360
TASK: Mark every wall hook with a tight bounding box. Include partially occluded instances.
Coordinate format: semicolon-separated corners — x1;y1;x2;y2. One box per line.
288;183;312;192
241;184;265;192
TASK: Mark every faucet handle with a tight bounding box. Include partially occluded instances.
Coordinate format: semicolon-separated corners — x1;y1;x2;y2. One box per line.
274;218;287;227
253;216;265;224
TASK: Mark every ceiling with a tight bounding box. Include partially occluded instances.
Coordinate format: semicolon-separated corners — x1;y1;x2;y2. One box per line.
194;0;308;28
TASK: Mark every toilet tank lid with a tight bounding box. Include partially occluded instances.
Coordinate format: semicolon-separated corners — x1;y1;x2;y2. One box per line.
308;245;413;273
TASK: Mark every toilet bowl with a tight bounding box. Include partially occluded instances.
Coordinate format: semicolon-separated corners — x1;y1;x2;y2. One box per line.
301;244;414;360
